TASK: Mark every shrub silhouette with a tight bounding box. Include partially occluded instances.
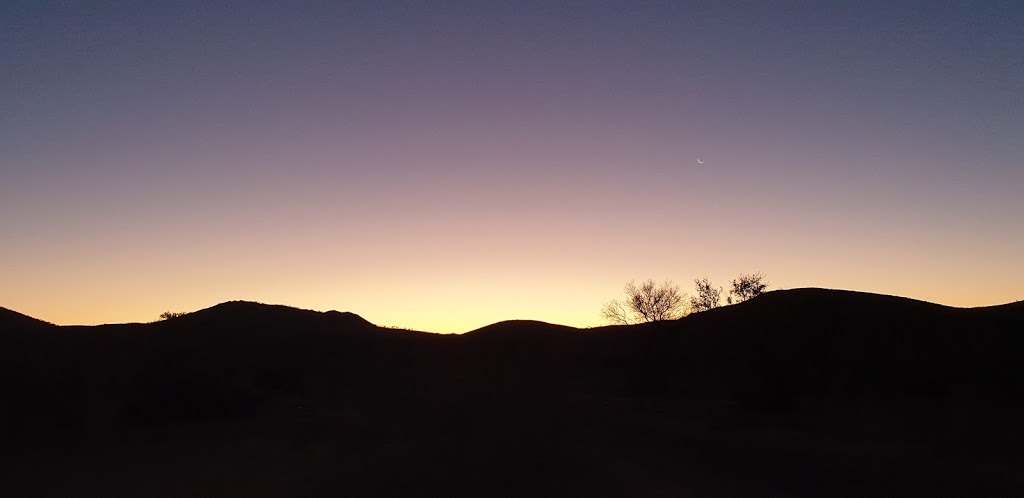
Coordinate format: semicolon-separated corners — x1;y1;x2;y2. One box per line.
728;272;769;304
602;279;687;324
690;276;724;313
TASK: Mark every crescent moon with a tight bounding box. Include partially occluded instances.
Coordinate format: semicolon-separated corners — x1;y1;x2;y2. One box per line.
697;159;704;164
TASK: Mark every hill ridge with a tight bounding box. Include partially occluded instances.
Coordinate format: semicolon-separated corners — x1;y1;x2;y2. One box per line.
0;306;55;329
3;288;1022;333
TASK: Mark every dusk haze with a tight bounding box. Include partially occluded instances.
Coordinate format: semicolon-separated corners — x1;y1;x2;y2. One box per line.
2;1;1021;332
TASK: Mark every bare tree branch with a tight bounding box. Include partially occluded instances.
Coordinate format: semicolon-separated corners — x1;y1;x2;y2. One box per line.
600;299;634;325
691;276;723;313
602;279;687;324
728;272;769;304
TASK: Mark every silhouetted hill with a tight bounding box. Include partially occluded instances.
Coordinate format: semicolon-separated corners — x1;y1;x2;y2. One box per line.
607;288;1024;403
0;306;54;330
964;298;1024;316
172;300;377;331
460;320;587;361
464;319;581;345
465;319;580;337
139;301;396;366
3;289;1024;496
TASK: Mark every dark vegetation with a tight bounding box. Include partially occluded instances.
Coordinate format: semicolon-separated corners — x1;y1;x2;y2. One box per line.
3;290;1024;496
602;273;769;325
158;311;187;320
728;272;770;304
691;276;724;312
601;278;687;324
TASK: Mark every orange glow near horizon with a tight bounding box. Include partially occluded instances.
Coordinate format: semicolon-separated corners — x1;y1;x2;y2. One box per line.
6;255;1021;333
3;146;1021;333
2;3;1022;331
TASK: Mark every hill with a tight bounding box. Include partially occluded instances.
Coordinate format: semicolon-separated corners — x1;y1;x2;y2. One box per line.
611;288;1024;402
0;306;55;330
2;290;1024;496
171;300;377;330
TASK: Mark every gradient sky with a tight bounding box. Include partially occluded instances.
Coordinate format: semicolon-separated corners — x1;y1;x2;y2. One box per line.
2;1;1022;332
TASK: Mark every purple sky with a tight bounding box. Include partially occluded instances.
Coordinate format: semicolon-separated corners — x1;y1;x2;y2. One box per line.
2;1;1022;331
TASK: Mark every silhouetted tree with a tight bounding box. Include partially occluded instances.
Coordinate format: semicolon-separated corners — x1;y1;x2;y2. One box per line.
602;279;687;324
159;311;186;320
690;276;723;312
728;272;769;304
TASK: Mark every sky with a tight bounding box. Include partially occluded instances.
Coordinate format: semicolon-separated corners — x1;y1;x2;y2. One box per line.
2;0;1022;332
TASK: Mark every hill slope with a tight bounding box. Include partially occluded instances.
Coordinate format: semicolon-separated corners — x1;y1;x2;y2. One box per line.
608;288;1024;401
0;306;54;330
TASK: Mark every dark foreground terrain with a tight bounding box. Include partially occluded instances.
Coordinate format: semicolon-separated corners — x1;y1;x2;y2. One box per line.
3;289;1024;496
